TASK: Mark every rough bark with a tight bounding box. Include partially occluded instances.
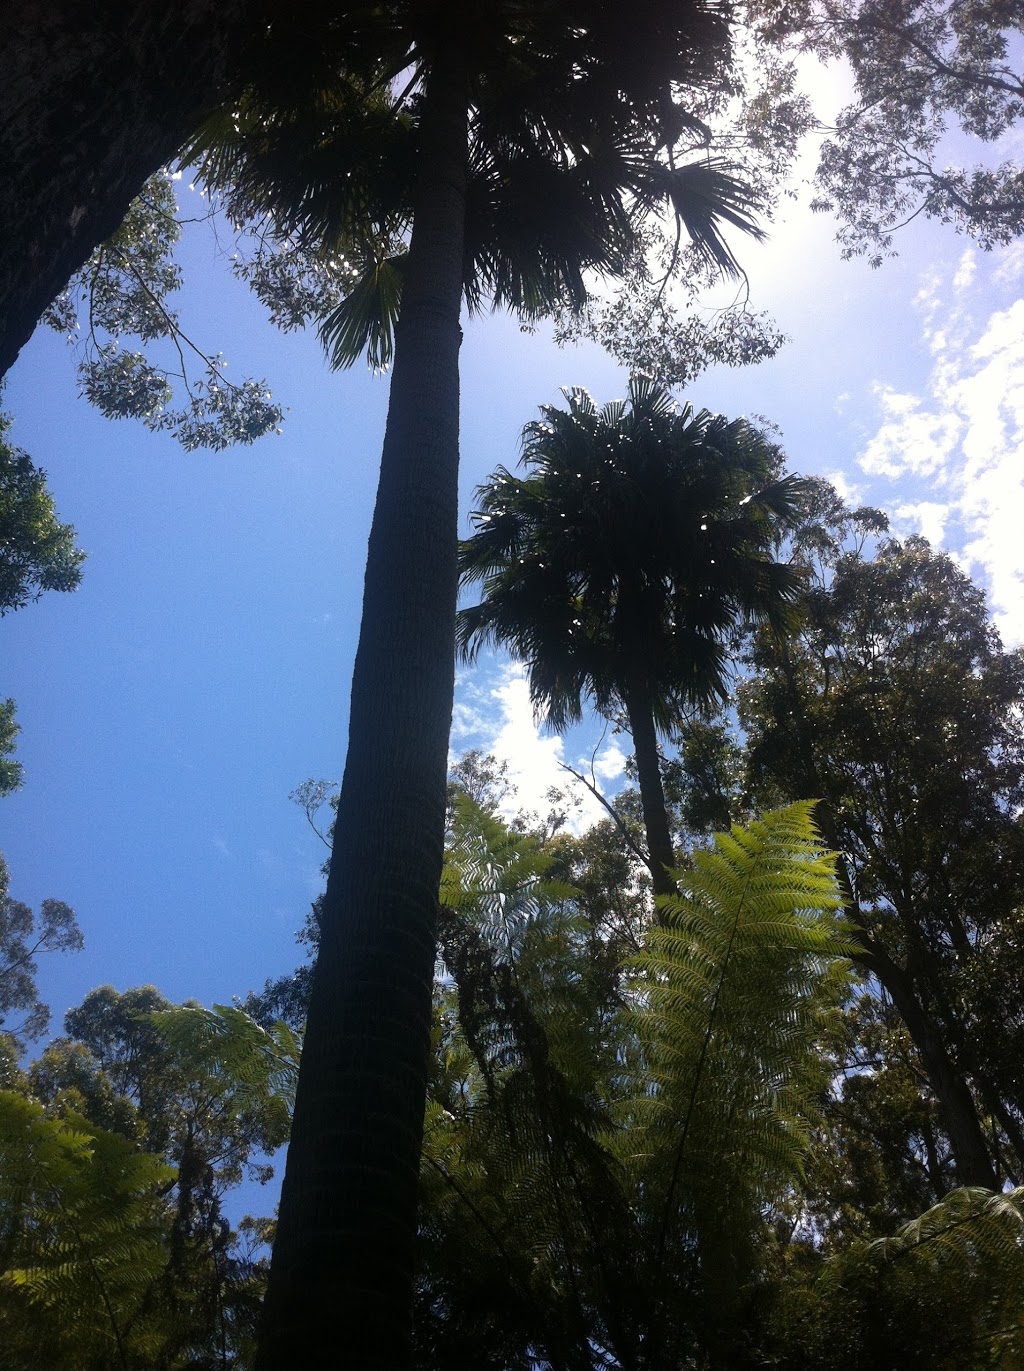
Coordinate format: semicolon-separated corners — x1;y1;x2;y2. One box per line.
1;0;268;380
623;683;677;902
255;50;468;1371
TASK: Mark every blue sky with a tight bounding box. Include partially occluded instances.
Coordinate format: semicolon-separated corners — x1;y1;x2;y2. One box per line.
4;107;1024;1053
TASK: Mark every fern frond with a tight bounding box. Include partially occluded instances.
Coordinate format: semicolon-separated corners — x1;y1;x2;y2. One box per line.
623;804;853;1330
0;1091;174;1362
870;1185;1024;1269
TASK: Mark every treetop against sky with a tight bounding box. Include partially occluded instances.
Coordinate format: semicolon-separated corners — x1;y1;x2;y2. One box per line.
2;10;1024;1031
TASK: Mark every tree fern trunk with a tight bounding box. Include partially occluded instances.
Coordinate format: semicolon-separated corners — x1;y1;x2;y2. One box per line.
623;684;677;902
255;48;468;1370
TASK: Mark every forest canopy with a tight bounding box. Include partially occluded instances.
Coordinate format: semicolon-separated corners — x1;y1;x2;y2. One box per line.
4;2;1024;1368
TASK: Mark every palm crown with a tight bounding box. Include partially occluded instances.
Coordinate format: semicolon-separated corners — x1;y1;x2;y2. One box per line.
458;377;807;895
189;2;764;367
459;377;806;724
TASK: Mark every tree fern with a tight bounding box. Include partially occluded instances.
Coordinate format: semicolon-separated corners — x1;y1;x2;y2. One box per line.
421;798;855;1369
766;1186;1024;1369
847;1186;1024;1364
149;1002;300;1144
0;1089;174;1369
622;802;855;1361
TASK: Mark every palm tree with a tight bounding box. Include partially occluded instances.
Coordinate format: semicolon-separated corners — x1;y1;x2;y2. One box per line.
458;377;805;899
189;10;768;1364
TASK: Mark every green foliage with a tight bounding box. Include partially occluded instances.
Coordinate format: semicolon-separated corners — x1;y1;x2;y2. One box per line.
0;405;85;797
184;5;769;374
0;409;84;615
550;248;788;389
803;992;956;1241
5;990;293;1367
458;378;807;729
764;1185;1024;1369
150;1002;300;1141
0;1090;175;1370
44;173;283;450
623;803;853;1357
419;797;853;1367
44;986;292;1185
630;803;853;1194
0;853;82;1048
749;0;1024;262
741;518;1024;1183
0;699;22;797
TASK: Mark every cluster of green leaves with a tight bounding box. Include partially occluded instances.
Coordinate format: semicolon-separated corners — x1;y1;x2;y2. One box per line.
0;988;298;1369
749;0;1024;262
0;852;82;1048
0;1091;175;1371
739;504;1024;1192
435;451;1024;1365
415;770;1024;1369
7;707;1022;1370
0;410;84;618
44;173;283;451
458;379;805;730
0;400;84;793
415;794;856;1368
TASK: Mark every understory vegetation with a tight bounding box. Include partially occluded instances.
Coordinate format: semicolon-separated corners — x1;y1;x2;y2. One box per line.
4;471;1024;1368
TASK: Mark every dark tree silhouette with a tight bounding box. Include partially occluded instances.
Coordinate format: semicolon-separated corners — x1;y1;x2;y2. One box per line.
458;378;804;899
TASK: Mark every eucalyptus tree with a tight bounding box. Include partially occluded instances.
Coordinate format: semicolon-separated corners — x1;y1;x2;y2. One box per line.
0;854;81;1048
458;378;804;899
186;6;767;1363
749;0;1024;263
742;523;1024;1188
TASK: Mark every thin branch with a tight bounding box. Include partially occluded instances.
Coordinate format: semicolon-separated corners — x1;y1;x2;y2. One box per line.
556;761;650;869
107;244;248;395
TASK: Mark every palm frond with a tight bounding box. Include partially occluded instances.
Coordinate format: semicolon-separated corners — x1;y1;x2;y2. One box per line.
652;159;767;278
316;252;406;370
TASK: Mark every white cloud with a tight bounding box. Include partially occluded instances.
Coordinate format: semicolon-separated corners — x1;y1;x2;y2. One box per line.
859;386;961;481
993;241;1024;286
824;467;863;505
857;249;1024;643
592;738;627;783
892;500;951;546
451;662;627;833
952;249;977;296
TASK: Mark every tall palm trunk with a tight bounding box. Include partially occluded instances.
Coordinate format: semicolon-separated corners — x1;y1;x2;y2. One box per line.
256;48;469;1371
623;682;677;902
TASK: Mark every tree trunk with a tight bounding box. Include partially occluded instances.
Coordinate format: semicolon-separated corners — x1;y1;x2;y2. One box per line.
255;50;468;1371
1;0;268;379
875;952;998;1189
623;684;677;902
814;802;998;1190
